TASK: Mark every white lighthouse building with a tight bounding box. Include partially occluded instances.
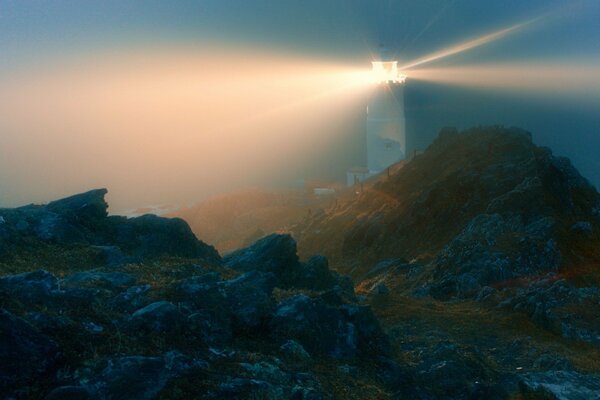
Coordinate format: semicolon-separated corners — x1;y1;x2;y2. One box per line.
347;48;407;186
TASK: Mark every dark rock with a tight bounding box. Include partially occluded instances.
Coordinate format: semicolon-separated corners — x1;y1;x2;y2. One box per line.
126;301;183;333
110;284;152;312
77;352;207;400
533;354;573;371
45;385;94;400
109;213;220;261
220;271;276;330
412;342;498;399
431;214;561;299
216;377;275;399
46;189;109;220
271;295;388;359
224;233;298;277
498;280;600;345
61;271;136;290
0;189;220;262
0;309;59;394
280;340;311;362
92;245;129;266
293;255;336;291
519;370;600;399
271;295;356;358
0;269;58;304
571;221;593;236
188;310;232;345
341;304;390;356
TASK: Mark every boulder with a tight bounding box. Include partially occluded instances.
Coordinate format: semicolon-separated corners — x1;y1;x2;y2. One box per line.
270;295;355;358
0;269;58;305
61;271;136;291
126;301;183;333
109;213;220;261
110;284;152;313
66;352;207;400
220;271;276;330
0;309;59;394
430;214;561;299
519;370;600;399
224;233;298;275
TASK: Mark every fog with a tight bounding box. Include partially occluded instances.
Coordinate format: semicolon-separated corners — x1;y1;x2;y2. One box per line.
0;0;598;212
0;45;372;211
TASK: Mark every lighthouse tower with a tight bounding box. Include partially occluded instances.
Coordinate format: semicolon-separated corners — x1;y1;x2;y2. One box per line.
367;48;407;174
346;47;407;187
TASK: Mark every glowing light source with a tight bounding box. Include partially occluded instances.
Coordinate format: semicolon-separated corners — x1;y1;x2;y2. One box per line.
371;61;407;84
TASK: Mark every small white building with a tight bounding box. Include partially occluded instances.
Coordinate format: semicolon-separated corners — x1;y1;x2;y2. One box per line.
346;166;371;186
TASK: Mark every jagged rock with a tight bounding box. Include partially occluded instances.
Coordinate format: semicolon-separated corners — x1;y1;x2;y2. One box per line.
92;245;129;266
220;271;276;330
341;304;390;356
411;342;500;399
110;284;152;312
498;280;600;345
126;301;183;333
109;213;220;261
188;310;233;345
0;269;58;304
270;295;388;359
45;189;109;220
294;255;337;291
280;340;311;362
224;233;298;274
67;352;207;400
430;214;561;299
216;377;279;399
0;188;220;262
61;272;136;290
533;354;573;371
571;221;593;236
271;295;357;358
0;309;59;395
519;370;600;399
46;385;95;400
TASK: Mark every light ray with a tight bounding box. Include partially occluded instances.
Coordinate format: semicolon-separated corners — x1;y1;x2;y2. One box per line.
406;61;600;101
400;19;540;71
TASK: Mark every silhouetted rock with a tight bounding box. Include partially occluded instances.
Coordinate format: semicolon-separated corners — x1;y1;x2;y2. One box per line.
224;233;298;274
519;370;600;399
0;188;220;262
430;214;561;299
270;294;388;360
126;301;183;333
67;352;207;400
62;271;136;291
220;271;276;330
0;309;59;395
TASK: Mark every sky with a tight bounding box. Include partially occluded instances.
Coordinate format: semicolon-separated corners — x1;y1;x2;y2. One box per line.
0;0;599;211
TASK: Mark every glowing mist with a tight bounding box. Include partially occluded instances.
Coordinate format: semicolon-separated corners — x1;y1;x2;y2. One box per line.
0;44;373;211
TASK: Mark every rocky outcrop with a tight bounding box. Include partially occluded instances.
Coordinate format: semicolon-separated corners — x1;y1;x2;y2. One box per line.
519;370;600;399
294;127;600;286
0;189;219;262
0;309;59;396
0;225;390;398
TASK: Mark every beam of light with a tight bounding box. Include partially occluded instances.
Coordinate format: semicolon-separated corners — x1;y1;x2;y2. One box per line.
0;44;373;211
399;19;540;71
406;61;600;102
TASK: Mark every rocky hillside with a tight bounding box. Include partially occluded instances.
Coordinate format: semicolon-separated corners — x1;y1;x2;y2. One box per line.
3;126;600;399
0;190;400;399
294;126;600;287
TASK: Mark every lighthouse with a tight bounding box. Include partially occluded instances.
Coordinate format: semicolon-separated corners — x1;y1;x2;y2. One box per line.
347;47;407;186
367;48;407;174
